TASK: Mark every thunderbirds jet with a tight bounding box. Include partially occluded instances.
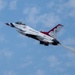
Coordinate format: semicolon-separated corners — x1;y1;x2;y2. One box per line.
5;22;63;46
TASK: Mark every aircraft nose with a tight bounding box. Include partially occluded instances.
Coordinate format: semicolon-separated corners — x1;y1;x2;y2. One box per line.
5;23;10;26
5;23;15;27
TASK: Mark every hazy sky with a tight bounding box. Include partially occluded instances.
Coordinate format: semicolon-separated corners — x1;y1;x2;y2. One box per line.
0;0;75;75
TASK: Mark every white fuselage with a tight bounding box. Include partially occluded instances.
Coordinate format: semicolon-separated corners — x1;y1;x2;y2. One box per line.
14;23;54;43
5;22;60;46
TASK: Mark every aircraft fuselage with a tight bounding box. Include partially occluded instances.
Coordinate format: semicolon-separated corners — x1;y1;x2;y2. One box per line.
5;22;60;46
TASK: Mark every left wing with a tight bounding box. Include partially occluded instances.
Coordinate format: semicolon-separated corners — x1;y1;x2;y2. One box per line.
27;34;52;43
18;29;45;41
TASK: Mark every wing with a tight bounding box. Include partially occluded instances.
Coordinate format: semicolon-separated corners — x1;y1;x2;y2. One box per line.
48;24;63;38
26;33;45;41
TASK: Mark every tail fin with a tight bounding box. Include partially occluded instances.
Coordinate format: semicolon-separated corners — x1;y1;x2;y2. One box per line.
48;24;63;38
41;24;63;38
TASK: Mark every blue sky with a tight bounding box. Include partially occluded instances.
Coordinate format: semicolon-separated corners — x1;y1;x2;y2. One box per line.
0;0;75;75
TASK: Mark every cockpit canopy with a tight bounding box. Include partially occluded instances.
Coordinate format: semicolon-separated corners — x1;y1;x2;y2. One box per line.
15;21;26;25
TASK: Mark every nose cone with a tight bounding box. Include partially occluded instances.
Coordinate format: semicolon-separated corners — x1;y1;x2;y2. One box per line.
5;23;10;26
5;23;15;28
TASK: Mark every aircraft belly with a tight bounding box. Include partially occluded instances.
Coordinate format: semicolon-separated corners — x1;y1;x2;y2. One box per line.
25;34;39;40
18;30;53;44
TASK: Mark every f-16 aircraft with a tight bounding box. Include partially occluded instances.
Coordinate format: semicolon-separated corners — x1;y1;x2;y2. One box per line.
5;21;63;46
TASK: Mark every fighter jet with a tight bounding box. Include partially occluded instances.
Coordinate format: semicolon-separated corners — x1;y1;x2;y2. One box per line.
5;21;63;46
